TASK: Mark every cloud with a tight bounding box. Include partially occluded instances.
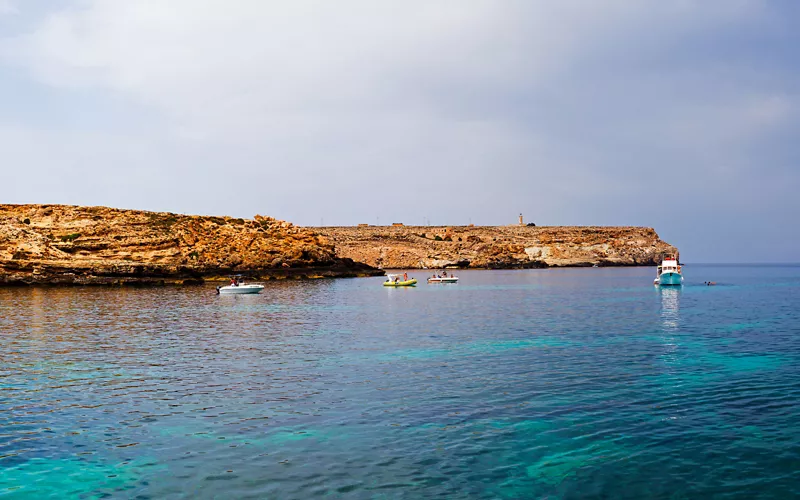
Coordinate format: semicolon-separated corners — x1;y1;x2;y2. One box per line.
0;0;15;15
1;0;798;261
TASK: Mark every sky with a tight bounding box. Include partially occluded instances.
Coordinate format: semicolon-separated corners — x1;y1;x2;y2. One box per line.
0;1;798;263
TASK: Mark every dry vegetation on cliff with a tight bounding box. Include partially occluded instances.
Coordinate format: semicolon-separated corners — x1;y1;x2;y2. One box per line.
315;225;678;269
0;205;377;285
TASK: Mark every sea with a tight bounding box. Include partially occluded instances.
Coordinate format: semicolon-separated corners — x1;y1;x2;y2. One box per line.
1;265;799;499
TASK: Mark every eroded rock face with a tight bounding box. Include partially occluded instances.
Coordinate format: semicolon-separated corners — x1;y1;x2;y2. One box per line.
314;225;678;269
0;205;379;285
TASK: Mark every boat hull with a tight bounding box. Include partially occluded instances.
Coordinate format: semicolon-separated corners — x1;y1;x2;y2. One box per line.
427;278;459;283
217;285;264;294
657;272;683;286
383;279;417;287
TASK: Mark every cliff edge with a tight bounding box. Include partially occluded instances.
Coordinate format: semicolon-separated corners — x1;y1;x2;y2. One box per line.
0;205;379;285
314;225;678;269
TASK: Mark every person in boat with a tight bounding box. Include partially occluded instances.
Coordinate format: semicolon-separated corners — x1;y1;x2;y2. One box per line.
230;277;237;286
403;272;408;281
394;276;399;283
442;270;448;277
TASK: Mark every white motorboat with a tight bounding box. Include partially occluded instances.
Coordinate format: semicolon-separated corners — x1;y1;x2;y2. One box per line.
216;276;265;294
427;274;459;284
654;256;683;286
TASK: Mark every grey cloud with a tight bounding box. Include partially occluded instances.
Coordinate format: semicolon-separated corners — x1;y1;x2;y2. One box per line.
0;1;798;262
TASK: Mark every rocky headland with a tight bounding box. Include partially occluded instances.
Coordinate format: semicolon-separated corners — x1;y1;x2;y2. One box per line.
314;225;678;269
0;204;678;285
0;205;379;285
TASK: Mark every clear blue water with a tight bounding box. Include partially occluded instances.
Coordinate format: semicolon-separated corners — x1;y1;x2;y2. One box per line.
2;265;800;499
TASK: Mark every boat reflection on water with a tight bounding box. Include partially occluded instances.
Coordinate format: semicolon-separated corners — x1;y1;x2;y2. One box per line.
659;286;681;332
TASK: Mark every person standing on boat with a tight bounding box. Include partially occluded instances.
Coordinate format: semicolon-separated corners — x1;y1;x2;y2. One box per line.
403;272;408;282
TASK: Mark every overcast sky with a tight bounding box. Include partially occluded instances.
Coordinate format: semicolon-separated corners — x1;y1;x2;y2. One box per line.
1;1;798;262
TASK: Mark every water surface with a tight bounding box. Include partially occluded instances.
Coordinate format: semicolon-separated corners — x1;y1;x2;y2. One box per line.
2;265;800;498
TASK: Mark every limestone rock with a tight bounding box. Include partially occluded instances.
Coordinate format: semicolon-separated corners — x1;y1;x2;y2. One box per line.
0;205;379;285
314;225;678;269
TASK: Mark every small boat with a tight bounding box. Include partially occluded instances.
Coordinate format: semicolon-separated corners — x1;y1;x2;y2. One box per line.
654;256;683;286
216;276;265;294
427;276;459;284
383;274;417;287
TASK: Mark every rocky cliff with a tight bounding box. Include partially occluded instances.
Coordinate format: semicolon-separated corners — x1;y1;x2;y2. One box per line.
0;205;379;285
314;225;677;269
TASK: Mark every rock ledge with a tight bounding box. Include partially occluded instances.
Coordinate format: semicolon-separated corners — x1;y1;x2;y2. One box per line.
0;205;380;285
313;225;678;269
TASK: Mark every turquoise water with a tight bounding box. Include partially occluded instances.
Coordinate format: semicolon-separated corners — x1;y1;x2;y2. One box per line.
2;265;800;499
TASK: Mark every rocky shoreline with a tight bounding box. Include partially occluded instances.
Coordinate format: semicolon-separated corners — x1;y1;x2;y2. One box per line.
314;225;678;270
0;205;380;286
0;205;678;286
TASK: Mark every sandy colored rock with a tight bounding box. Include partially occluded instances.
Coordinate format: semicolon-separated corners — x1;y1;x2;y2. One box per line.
0;205;378;285
314;225;678;269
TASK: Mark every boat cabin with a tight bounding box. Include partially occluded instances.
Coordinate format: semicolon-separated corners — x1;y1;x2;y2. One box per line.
656;257;681;276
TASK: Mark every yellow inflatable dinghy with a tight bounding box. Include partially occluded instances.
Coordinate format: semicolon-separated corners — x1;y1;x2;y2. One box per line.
383;275;417;287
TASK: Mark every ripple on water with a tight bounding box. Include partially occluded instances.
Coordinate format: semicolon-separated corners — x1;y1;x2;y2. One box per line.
2;266;800;498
